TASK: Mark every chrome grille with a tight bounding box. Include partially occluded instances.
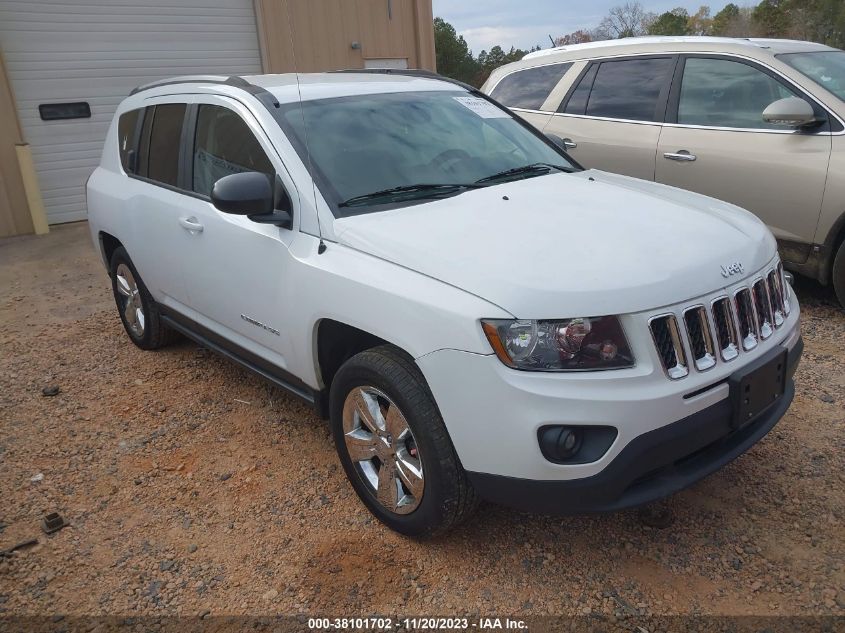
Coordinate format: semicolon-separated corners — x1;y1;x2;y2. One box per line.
649;315;688;380
735;288;759;351
683;306;716;371
752;278;774;340
712;297;739;361
650;262;791;379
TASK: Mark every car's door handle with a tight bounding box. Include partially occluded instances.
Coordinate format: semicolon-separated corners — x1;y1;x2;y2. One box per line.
562;137;577;149
664;150;697;162
178;216;204;232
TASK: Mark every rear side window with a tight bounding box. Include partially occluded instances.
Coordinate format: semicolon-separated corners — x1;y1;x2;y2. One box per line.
580;58;675;122
489;63;572;110
117;109;141;173
192;104;274;196
144;103;186;187
561;64;598;115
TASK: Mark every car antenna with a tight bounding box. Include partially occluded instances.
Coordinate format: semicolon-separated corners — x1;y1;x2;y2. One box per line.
284;2;327;255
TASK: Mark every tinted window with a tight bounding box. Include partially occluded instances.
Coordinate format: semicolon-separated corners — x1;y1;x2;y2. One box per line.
562;64;598;114
192;105;274;196
585;57;675;122
146;104;186;186
679;58;799;129
117;109;141;173
490;63;572;110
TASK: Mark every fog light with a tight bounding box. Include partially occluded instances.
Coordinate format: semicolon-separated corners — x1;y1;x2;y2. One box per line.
538;425;618;464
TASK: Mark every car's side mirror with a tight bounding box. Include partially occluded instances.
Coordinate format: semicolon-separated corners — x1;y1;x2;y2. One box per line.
210;172;292;229
762;97;818;127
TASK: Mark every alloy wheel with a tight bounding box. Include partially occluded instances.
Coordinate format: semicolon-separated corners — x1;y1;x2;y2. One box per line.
115;263;145;338
342;386;424;515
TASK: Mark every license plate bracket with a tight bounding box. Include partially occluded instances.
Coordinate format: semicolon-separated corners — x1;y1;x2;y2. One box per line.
728;347;787;428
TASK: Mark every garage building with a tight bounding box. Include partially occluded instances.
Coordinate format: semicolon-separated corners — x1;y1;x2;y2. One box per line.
0;0;436;237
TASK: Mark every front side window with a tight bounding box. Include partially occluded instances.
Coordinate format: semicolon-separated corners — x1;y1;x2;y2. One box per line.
489;63;573;110
779;51;845;102
278;91;576;215
678;58;798;129
584;57;675;122
192;105;274;196
117;109;141;173
145;103;186;186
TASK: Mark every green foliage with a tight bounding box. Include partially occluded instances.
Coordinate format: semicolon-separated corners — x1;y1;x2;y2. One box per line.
433;17;478;86
648;8;691;36
712;3;741;35
752;0;792;37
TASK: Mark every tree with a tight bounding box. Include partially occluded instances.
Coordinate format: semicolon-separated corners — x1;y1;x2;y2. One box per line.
687;6;714;35
752;0;791;37
475;45;528;86
594;2;656;39
711;3;740;35
648;8;691;36
554;30;593;46
433;17;478;85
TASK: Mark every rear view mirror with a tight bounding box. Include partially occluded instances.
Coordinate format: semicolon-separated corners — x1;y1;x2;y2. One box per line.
762;97;818;127
210;172;292;229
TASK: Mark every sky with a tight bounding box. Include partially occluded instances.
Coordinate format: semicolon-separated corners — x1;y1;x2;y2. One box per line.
431;0;741;54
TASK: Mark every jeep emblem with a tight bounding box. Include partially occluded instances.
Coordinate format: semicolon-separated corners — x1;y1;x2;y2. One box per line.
721;262;744;278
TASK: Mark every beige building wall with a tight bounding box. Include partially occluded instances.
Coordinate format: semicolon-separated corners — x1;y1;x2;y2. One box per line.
255;0;435;73
0;50;33;238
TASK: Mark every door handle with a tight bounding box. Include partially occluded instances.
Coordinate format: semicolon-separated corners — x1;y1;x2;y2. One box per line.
562;137;577;149
178;216;204;232
664;150;697;162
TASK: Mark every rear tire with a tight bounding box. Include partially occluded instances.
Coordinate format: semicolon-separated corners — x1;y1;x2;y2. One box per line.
109;246;176;350
833;241;845;309
329;345;477;537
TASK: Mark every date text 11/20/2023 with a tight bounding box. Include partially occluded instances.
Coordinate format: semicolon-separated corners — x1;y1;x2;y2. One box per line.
307;617;528;630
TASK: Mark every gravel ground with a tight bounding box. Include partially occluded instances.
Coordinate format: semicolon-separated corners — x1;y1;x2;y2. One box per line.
0;223;843;618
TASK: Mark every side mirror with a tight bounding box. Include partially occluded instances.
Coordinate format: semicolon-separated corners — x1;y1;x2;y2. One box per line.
210;172;292;229
762;97;818;127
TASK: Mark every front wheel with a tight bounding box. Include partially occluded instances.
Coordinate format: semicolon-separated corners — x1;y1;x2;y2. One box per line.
329;345;477;537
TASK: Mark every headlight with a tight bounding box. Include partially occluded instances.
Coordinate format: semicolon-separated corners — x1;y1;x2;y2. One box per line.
481;316;635;371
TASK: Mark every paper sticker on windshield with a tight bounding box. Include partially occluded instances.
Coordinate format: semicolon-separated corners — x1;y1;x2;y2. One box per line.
453;96;510;118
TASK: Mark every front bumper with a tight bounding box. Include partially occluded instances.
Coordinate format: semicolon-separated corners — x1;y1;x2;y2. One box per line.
467;337;802;514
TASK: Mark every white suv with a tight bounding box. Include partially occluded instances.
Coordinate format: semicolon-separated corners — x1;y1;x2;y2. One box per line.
87;71;802;537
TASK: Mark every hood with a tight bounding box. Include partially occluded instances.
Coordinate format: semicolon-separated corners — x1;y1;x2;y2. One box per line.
333;170;776;318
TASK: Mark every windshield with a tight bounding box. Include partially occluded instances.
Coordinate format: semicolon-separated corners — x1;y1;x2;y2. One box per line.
779;51;845;101
277;90;576;215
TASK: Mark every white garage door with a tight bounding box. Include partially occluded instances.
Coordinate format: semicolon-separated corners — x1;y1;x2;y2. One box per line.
0;0;263;224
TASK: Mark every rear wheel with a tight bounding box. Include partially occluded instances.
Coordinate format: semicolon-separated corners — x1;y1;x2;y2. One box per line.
109;246;176;349
833;240;845;309
329;345;477;537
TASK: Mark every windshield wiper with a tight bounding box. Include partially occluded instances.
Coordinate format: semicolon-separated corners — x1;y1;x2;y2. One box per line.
338;183;482;208
475;162;572;185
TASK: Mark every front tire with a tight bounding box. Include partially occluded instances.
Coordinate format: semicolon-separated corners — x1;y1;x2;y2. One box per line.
109;246;176;350
833;240;845;309
329;345;477;537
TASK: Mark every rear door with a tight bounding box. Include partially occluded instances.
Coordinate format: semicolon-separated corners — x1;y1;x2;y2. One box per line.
121;100;191;310
544;56;677;181
655;55;832;251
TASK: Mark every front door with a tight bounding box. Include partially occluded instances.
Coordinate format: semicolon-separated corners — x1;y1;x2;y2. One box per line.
175;96;301;373
656;56;831;255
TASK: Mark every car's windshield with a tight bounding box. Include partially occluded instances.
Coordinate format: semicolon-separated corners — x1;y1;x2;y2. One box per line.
778;51;845;102
277;90;576;215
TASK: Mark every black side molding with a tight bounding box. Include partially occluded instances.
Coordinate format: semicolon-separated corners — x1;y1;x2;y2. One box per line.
159;306;325;413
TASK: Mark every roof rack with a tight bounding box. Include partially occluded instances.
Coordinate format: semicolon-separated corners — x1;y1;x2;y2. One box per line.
329;68;476;92
129;74;275;99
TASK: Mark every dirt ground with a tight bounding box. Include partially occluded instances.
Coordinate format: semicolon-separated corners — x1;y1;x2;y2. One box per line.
0;222;843;619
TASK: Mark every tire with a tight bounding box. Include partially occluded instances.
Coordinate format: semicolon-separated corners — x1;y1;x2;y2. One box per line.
329;345;477;537
833;240;845;309
109;246;177;350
